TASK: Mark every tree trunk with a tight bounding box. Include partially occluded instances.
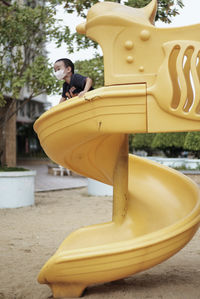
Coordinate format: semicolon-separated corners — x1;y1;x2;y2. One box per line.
0;99;16;167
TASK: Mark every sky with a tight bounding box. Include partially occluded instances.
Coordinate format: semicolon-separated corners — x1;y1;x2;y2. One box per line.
47;0;200;106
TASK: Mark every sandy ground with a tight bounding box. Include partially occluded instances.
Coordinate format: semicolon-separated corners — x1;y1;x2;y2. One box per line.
0;186;200;299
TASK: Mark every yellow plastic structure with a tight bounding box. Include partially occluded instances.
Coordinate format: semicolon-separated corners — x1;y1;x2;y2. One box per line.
34;1;200;297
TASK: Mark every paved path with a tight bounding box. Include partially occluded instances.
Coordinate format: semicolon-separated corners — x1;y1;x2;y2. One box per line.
18;164;200;193
20;164;88;192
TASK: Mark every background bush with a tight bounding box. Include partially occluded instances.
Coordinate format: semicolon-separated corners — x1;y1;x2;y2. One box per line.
129;132;200;158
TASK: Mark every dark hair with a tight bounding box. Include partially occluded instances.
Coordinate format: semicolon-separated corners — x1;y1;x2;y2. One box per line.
55;58;74;73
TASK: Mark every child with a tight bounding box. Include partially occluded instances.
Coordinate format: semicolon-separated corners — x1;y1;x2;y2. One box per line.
54;58;93;103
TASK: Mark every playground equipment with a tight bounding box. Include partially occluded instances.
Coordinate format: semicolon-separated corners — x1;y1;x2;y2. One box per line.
34;0;200;297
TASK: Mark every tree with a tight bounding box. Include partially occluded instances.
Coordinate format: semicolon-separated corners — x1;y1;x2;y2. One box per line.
131;133;156;155
75;55;104;89
184;132;200;158
125;0;184;23
152;132;187;157
0;0;64;166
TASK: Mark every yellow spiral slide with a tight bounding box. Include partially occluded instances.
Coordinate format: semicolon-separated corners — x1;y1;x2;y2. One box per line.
34;1;200;298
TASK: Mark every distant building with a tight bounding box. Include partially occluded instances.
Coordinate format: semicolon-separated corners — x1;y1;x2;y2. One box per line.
17;94;50;162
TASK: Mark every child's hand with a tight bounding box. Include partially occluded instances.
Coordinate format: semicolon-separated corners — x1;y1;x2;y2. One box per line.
78;91;86;98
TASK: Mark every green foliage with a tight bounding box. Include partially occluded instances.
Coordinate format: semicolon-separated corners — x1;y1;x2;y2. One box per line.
184;131;200;151
129;134;134;153
184;132;200;158
75;55;104;88
64;0;184;21
130;132;200;158
0;166;29;171
152;132;187;157
64;0;99;18
126;0;184;23
0;1;62;107
56;26;98;54
131;133;156;155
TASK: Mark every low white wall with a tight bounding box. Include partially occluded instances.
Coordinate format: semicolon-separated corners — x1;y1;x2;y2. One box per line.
147;157;200;169
88;179;113;196
0;170;36;208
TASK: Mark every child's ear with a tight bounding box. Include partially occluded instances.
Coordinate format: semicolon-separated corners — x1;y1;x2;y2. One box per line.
67;66;72;73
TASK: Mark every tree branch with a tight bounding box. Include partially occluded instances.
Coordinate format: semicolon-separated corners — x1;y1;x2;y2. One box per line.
0;89;46;128
0;0;11;7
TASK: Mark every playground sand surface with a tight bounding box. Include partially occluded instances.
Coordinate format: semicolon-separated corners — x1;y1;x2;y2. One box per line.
0;186;200;299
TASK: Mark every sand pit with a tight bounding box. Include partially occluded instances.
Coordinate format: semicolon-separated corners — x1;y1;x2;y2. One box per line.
0;186;200;299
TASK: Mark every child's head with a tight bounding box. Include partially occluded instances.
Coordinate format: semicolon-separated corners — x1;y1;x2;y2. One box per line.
54;58;74;80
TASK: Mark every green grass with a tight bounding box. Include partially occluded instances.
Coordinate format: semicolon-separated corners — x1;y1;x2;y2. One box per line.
0;167;29;172
172;164;200;171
